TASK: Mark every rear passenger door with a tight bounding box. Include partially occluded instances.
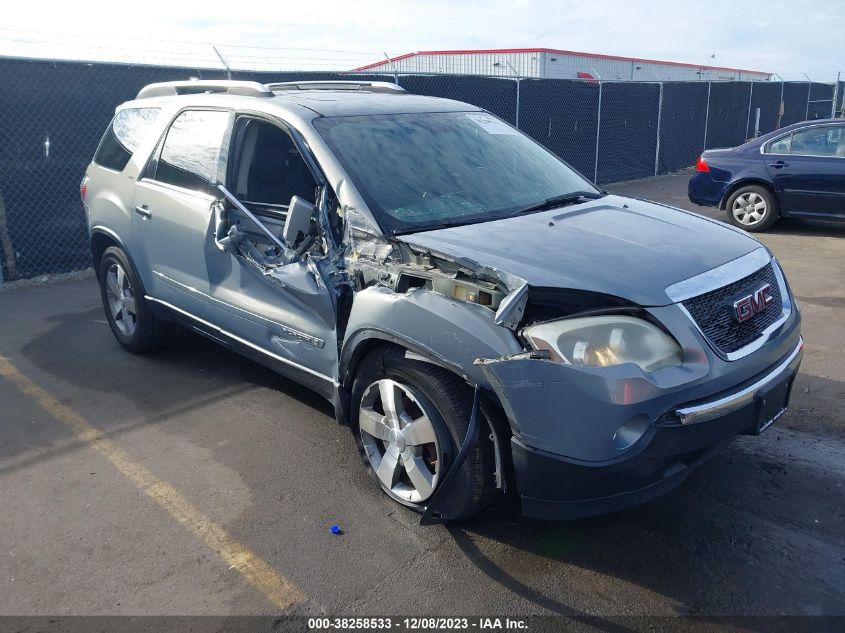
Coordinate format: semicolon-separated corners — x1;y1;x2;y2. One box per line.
132;108;232;319
766;124;845;217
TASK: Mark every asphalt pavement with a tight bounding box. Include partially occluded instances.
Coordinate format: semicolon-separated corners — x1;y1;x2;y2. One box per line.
0;172;843;620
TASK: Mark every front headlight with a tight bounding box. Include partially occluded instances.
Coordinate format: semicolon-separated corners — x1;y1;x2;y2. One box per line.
522;315;682;372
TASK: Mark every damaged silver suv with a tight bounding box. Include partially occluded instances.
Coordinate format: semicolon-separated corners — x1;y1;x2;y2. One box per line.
83;80;803;522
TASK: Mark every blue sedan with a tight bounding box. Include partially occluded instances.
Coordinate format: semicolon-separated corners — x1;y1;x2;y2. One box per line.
688;118;845;231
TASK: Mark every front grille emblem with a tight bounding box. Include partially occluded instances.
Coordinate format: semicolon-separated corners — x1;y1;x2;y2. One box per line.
733;283;774;322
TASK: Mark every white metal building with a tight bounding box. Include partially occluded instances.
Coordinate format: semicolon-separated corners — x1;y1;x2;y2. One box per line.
353;48;772;82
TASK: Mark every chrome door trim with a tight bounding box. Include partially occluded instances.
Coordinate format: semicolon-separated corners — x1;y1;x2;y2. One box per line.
145;295;337;385
760;122;845;156
152;270;326;349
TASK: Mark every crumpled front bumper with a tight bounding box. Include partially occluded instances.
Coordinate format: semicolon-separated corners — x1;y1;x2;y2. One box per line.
477;330;803;520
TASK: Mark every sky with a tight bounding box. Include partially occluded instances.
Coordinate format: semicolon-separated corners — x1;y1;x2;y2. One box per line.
1;0;842;80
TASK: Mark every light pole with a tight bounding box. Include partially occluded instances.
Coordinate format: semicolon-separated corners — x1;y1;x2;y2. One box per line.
492;60;519;77
492;60;521;129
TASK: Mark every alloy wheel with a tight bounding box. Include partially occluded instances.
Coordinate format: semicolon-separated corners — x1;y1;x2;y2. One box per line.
732;191;768;226
105;262;138;337
358;378;441;503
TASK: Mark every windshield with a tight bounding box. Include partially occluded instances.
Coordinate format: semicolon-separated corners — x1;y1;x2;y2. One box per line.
313;111;598;234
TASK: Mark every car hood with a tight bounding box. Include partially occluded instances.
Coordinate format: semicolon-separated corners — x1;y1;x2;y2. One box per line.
397;194;762;307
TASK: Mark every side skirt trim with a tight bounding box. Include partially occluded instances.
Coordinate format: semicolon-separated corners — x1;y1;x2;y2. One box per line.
151;270;325;349
145;295;338;386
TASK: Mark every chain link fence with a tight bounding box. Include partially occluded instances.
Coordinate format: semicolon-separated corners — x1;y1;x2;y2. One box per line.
0;55;842;282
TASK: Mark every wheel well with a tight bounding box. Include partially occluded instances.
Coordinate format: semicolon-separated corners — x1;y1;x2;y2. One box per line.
336;336;513;492
346;339;398;382
336;339;401;422
90;232;119;277
719;180;777;210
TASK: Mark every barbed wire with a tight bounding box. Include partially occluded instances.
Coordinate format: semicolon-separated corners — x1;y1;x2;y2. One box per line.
5;27;840;82
0;28;383;72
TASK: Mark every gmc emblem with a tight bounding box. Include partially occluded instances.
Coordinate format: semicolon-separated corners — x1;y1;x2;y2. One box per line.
733;284;774;322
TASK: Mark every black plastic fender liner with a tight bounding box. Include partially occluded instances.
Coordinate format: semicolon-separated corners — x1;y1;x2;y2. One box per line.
420;387;481;525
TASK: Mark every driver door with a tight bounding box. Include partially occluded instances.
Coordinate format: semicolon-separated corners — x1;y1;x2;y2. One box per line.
207;115;339;389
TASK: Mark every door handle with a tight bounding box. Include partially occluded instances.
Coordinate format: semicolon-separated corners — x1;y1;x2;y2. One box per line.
134;205;152;219
768;161;788;169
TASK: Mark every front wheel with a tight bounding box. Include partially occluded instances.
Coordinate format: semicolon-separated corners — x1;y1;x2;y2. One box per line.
350;347;495;521
726;185;779;232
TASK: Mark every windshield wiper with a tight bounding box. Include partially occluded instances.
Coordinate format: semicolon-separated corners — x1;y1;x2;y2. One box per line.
512;190;606;216
390;190;606;235
391;216;490;235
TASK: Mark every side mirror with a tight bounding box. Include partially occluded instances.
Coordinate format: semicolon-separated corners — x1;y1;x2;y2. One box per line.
283;196;315;248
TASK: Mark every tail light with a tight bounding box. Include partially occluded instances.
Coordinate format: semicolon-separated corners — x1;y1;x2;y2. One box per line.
80;175;88;202
695;156;710;172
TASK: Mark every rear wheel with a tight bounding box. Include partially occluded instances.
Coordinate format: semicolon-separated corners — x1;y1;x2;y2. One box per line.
726;185;779;232
350;347;495;520
98;246;171;352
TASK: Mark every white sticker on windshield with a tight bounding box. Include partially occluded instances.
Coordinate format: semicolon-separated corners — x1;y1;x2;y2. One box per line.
465;113;519;135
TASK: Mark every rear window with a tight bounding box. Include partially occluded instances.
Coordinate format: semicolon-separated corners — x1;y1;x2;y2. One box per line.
93;107;160;172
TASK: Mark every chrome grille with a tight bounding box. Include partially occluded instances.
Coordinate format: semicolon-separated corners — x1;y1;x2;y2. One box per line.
682;263;782;355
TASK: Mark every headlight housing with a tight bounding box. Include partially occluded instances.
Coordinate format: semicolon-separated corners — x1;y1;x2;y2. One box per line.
522;315;682;372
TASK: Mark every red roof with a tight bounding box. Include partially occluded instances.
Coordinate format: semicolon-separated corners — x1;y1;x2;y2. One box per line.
352;48;770;77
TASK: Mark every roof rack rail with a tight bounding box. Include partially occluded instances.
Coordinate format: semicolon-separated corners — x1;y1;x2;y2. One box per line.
136;80;273;100
268;80;406;94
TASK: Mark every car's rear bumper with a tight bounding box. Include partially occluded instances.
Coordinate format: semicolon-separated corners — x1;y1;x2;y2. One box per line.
502;338;803;520
688;172;728;207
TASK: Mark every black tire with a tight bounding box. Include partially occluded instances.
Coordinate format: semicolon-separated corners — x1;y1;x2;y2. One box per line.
350;346;495;521
98;246;172;353
725;185;779;232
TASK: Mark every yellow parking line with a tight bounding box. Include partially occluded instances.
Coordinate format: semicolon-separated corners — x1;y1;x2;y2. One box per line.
0;355;305;611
